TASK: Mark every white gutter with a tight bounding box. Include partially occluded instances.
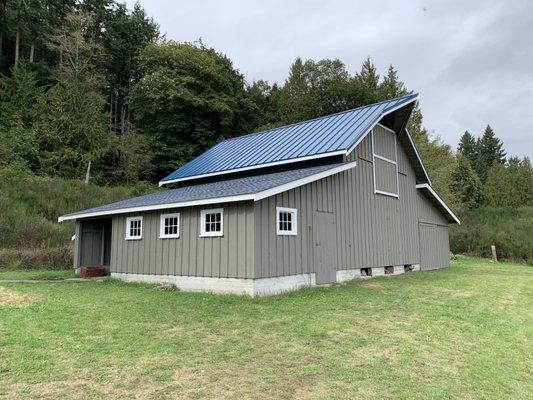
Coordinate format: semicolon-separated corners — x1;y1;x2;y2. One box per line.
59;162;357;222
416;183;460;224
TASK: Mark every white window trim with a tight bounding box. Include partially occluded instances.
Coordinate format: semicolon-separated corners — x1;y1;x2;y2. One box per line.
371;127;400;199
200;208;224;237
276;207;298;236
159;213;180;239
125;216;143;240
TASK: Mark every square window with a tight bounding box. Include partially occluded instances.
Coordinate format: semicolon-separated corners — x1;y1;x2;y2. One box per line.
200;209;223;237
160;213;180;238
276;207;297;236
126;217;143;240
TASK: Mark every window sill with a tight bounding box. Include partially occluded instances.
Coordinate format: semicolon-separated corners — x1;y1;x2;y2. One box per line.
159;235;180;239
199;233;223;238
125;237;142;241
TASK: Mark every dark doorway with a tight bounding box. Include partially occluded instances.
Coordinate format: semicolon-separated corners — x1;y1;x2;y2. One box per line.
79;219;112;273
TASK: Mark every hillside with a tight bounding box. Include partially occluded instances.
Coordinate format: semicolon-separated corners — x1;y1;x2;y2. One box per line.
0;168;156;267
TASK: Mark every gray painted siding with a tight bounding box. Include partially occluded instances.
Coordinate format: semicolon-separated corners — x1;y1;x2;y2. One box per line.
419;223;450;270
253;126;449;278
109;202;255;278
373;125;396;160
374;158;398;193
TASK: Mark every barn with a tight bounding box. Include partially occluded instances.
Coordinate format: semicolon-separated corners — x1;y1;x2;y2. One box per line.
59;93;460;296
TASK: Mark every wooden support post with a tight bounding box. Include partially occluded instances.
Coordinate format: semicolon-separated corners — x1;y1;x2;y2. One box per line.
491;245;498;262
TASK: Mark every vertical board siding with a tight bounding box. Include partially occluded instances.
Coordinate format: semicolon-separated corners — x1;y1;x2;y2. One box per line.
419;223;450;270
375;158;398;193
109;202;254;278
254;128;449;278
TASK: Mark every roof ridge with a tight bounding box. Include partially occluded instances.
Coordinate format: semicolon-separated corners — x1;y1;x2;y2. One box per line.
221;93;418;143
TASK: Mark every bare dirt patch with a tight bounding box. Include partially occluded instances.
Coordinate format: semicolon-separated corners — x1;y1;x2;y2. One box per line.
0;286;38;307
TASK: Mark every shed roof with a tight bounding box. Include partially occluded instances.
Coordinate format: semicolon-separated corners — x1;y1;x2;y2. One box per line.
160;94;418;186
59;162;356;222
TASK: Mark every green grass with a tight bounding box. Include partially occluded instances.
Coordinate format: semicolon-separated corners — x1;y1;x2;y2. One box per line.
0;257;531;399
0;268;75;280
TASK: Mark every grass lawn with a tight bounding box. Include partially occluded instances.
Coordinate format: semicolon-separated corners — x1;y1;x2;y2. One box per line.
0;257;531;399
0;269;75;281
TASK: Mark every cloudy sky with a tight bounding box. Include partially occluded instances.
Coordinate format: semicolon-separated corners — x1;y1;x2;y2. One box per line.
125;0;533;158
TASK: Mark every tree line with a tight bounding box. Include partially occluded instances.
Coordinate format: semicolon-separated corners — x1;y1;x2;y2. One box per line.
0;0;531;214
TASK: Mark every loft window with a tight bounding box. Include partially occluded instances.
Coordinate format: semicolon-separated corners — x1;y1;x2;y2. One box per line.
276;207;297;236
125;216;143;240
372;124;399;198
200;208;223;237
160;213;180;239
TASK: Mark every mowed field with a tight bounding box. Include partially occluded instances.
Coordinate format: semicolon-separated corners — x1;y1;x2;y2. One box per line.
0;258;531;399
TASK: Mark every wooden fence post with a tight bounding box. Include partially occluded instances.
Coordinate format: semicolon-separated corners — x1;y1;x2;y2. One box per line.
491;245;498;262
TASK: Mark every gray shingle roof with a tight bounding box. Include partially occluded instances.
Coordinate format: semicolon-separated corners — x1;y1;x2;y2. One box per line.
60;163;351;221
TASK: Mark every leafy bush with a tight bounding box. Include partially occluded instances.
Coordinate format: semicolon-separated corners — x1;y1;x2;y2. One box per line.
450;207;533;263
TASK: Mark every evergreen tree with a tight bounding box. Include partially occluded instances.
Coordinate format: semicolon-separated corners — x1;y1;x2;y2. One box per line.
483;163;518;207
35;11;109;180
378;65;407;100
457;130;478;168
356;57;379;95
451;155;483;210
278;57;309;123
476;125;506;182
0;63;42;169
515;157;533;206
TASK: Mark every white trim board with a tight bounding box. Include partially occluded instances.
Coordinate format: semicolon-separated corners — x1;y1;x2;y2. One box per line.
416;183;461;224
405;128;432;185
59;162;357;222
372;125;400;198
159;96;418;187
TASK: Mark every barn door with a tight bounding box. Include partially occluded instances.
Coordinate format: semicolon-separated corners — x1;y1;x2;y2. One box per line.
313;211;337;284
418;222;450;270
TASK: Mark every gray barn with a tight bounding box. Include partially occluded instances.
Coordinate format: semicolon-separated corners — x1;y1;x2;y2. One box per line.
60;94;459;296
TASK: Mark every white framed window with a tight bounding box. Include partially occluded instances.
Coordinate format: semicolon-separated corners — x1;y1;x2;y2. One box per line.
200;208;223;237
125;216;143;240
159;213;180;239
372;124;399;198
276;207;297;236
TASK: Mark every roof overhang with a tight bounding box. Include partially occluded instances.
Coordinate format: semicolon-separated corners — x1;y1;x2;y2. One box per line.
345;94;418;155
416;183;460;224
59;161;357;222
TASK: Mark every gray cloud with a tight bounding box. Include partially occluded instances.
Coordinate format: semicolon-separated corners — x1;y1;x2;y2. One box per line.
125;0;533;158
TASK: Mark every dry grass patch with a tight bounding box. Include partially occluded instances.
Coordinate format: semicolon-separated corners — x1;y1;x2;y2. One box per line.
0;286;38;307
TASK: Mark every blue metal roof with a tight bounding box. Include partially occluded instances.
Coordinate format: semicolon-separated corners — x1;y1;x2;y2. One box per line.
160;93;418;185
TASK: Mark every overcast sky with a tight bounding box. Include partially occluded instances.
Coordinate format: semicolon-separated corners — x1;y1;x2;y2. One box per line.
125;0;533;158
